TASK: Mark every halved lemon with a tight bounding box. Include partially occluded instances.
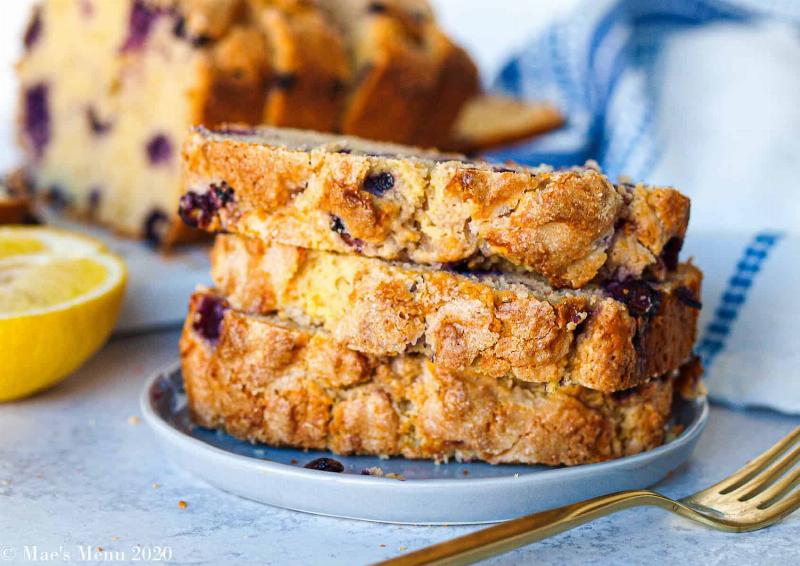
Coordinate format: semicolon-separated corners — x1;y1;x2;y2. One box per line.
0;226;127;401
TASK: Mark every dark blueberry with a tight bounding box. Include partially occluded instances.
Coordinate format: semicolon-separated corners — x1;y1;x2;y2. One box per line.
172;16;212;47
143;209;169;246
336;148;352;154
121;0;162;52
330;215;347;235
192;294;228;343
661;237;684;272
492;166;517;174
23;7;42;50
363;172;395;196
604;278;662;317
304;458;344;473
329;79;346;98
88;188;102;212
146;134;173;165
178;191;203;228
367;2;388;14
86;106;112;135
209;182;234;208
46;185;69;209
329;215;364;251
172;15;186;38
24;84;50;159
178;182;234;229
272;73;297;90
675;286;702;310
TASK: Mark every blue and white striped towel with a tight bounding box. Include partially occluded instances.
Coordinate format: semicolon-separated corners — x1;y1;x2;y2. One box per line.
491;0;800;414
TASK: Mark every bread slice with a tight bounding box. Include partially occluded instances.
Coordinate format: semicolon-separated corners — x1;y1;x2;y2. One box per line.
209;235;702;392
445;94;565;153
181;289;700;465
182;125;690;288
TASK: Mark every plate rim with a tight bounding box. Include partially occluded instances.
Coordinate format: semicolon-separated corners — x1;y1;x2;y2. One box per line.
141;362;710;488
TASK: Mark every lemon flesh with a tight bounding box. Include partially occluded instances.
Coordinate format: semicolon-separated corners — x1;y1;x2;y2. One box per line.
0;227;127;401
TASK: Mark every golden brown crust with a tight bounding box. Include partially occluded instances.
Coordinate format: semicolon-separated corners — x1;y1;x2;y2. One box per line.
210;235;702;392
184;126;691;287
181;290;683;465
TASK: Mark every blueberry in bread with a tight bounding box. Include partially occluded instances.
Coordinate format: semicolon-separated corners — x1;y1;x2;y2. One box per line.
181;289;699;466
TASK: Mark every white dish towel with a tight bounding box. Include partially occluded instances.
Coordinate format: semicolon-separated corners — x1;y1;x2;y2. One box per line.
492;0;800;414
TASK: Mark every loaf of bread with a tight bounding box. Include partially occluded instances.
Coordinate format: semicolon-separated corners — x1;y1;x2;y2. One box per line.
181;289;700;466
16;0;481;243
182;125;690;287
209;234;702;392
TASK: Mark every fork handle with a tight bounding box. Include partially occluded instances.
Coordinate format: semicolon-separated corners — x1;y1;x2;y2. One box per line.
377;490;675;566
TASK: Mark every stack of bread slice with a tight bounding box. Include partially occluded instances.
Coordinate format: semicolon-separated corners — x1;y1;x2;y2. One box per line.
179;126;703;466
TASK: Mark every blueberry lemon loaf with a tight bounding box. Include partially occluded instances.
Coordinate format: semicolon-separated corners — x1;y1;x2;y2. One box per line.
209;235;702;392
16;0;483;243
182;126;690;288
181;290;702;465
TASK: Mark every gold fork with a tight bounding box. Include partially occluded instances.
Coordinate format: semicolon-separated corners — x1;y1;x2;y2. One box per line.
378;426;800;566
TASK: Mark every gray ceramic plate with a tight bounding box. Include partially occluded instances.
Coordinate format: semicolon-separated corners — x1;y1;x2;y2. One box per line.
141;364;709;524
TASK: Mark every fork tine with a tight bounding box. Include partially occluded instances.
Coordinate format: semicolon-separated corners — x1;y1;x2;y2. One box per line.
711;427;800;495
733;443;800;501
748;466;800;510
750;485;800;529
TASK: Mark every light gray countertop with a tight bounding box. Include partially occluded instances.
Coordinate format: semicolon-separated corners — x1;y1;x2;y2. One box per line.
1;330;798;565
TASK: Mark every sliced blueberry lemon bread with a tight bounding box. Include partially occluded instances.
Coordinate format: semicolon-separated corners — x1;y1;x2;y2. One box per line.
208;235;702;393
16;0;485;244
181;289;702;465
182;126;690;288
